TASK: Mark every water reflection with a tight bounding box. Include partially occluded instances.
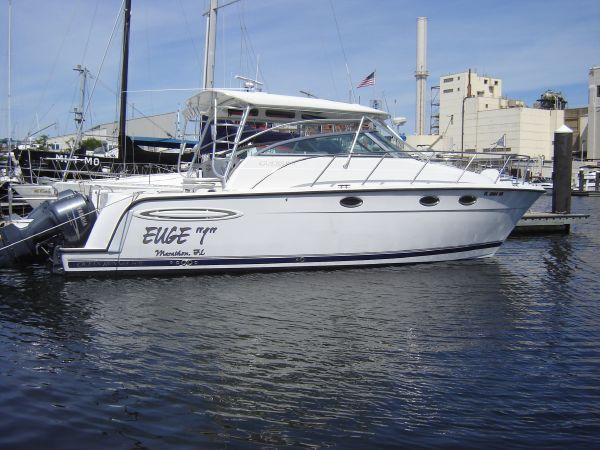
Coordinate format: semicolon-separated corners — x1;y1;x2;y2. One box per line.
543;236;574;284
0;195;599;448
0;266;95;343
63;261;546;446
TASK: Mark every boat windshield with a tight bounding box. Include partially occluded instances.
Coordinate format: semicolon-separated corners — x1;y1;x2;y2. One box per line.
256;131;409;157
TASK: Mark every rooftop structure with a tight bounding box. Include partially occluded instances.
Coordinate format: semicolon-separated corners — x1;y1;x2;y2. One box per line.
437;70;564;160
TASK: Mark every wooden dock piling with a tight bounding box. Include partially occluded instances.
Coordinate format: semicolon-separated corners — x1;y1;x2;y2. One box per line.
552;125;573;214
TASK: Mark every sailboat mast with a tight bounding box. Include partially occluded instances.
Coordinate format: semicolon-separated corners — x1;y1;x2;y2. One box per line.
7;0;12;172
73;65;88;151
6;0;13;219
202;0;218;90
118;0;131;164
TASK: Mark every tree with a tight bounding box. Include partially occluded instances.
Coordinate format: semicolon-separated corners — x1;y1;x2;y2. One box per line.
81;137;103;151
35;134;49;149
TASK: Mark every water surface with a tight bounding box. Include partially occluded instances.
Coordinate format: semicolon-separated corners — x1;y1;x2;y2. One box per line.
1;195;599;448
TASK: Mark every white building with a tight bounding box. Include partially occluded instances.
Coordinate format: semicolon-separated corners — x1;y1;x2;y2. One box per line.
588;66;600;161
437;71;564;159
49;111;179;151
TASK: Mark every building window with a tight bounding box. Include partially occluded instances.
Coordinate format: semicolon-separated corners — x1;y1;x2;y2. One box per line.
477;91;484;96
597;85;600;97
494;80;499;86
457;87;460;92
443;77;454;83
489;86;494;94
443;88;453;93
485;104;488;108
484;79;488;84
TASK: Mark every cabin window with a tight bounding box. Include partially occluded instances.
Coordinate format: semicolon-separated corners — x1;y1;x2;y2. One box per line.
301;112;323;120
459;195;477;206
226;108;258;117
340;197;363;208
419;195;439;207
266;109;295;119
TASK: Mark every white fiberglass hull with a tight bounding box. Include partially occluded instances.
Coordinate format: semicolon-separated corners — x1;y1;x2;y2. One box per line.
60;186;543;274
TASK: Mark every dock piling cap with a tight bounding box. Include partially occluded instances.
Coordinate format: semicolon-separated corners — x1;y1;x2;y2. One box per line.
555;124;573;134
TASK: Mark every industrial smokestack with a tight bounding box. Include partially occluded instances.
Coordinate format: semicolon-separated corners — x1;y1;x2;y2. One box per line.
415;17;428;135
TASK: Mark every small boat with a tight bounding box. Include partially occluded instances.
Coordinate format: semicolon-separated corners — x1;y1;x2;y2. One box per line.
530;176;553;192
0;89;545;273
573;170;599;192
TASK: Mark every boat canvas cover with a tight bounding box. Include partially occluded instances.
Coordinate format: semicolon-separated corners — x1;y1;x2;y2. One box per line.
184;89;390;122
128;136;197;149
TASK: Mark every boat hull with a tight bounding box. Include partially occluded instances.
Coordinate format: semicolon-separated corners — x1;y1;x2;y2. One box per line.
59;187;542;274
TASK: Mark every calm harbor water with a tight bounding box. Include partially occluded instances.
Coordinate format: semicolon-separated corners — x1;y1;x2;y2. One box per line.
1;195;599;449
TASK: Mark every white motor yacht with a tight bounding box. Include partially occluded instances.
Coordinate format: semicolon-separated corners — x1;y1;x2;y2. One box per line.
0;89;545;274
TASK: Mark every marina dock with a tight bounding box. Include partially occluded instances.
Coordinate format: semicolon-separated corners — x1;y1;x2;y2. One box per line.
512;211;589;234
572;190;600;197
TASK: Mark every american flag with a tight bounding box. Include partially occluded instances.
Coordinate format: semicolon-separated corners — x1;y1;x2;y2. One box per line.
357;71;375;88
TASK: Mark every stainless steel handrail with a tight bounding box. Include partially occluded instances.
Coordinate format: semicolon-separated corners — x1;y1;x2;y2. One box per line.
362;153;389;186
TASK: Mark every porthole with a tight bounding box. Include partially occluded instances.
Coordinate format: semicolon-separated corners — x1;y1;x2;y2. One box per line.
459;195;477;206
419;195;439;207
340;197;363;208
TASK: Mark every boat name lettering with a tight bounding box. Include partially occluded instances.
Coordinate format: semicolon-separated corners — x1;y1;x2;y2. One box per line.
84;157;101;166
155;249;190;257
142;226;218;245
54;154;100;166
143;226;192;244
196;227;217;245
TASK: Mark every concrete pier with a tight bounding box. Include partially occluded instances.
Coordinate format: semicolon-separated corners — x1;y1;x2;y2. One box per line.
513;125;590;235
513;212;589;235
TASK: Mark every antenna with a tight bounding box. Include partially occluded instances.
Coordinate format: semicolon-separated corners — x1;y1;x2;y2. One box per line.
234;75;263;91
300;90;317;98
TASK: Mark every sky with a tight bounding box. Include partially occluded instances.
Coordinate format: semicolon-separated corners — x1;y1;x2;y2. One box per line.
1;0;599;140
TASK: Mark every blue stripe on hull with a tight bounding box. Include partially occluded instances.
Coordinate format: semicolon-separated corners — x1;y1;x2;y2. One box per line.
66;241;502;270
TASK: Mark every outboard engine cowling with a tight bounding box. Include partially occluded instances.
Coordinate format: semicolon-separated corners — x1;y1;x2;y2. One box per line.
0;190;97;267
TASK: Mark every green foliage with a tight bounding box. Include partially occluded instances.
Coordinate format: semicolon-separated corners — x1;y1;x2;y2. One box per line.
35;134;49;149
81;137;103;151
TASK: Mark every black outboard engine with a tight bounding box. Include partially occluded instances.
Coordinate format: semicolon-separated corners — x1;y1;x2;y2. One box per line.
0;190;97;267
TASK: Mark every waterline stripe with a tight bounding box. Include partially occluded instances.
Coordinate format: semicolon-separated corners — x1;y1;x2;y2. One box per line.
67;242;502;269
